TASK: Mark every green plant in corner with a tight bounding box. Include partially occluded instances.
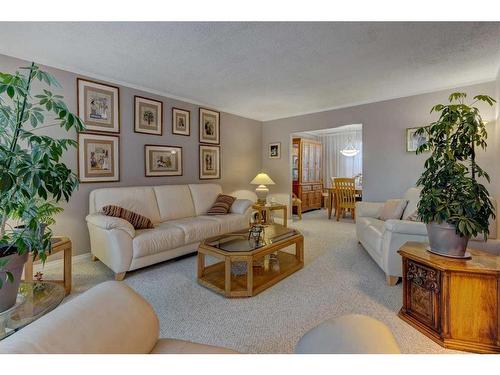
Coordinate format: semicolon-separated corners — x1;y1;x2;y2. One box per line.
0;62;84;291
415;92;496;252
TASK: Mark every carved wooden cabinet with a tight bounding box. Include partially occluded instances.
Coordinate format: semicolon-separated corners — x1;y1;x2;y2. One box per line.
292;138;323;212
398;242;500;353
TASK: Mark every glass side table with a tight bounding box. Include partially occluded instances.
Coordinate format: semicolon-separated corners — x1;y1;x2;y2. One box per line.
0;281;65;340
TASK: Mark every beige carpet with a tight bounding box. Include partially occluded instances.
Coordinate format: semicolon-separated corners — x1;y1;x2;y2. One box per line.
43;210;453;353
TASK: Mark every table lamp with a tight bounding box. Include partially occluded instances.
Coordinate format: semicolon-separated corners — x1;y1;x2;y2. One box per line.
250;172;275;204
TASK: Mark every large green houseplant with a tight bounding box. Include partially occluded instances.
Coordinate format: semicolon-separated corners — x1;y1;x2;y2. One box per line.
0;63;84;311
415;92;496;258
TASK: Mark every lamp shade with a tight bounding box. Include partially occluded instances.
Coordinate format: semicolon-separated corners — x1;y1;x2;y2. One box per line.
250;173;275;185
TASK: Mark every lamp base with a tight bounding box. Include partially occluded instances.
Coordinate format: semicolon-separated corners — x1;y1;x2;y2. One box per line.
255;184;269;204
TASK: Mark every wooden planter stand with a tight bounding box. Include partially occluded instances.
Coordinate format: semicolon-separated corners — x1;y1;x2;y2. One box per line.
398;242;500;354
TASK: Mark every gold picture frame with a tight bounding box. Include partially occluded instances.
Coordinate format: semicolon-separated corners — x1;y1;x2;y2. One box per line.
78;132;120;183
199;144;220;180
199;108;220;144
172;107;191;136
406;127;429;152
145;144;183;177
134;96;163;135
77;78;120;133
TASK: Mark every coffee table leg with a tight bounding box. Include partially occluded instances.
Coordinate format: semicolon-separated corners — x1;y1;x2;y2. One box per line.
225;258;231;296
197;252;205;278
296;237;304;263
246;258;253;296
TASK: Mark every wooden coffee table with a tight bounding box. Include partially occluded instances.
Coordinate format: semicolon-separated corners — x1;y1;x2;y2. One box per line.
197;224;304;298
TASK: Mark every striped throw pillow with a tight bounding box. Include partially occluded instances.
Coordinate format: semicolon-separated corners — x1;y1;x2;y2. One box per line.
101;205;154;229
207;194;236;215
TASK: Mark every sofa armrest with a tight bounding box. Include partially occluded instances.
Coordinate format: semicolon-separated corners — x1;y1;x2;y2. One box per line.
356;202;384;218
231;199;253;215
86;213;136;238
385;219;427;236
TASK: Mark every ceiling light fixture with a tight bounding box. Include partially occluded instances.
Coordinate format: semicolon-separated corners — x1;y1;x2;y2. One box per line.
340;138;360;157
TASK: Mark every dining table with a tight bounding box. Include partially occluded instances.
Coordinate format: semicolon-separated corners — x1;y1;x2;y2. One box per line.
326;186;363;220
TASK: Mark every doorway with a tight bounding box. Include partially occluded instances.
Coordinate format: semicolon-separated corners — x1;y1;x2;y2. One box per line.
291;124;363;217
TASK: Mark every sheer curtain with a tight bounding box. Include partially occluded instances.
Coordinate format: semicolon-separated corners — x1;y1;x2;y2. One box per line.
321;130;362;188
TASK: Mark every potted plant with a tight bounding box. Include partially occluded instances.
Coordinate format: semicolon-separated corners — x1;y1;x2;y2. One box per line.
0;62;84;312
415;92;496;258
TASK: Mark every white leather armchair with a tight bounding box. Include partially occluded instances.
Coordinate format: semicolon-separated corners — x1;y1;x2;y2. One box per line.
356;187;500;285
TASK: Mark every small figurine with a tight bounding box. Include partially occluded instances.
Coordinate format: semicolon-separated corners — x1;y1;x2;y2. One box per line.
248;224;265;244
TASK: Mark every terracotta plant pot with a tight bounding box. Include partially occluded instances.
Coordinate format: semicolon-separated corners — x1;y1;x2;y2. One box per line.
426;222;469;259
0;249;29;312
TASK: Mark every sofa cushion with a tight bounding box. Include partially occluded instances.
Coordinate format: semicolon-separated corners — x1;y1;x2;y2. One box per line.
133;223;185;258
153;185;196;221
378;199;408;221
231;199;253;215
199;214;248;234
207;194;236;215
90;186;161;224
188;184;223;216
101;205;154;230
167;217;221;244
401;187;422;220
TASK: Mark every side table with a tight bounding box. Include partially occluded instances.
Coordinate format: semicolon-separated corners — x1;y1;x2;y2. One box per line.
24;237;72;296
252;203;288;228
398;241;500;353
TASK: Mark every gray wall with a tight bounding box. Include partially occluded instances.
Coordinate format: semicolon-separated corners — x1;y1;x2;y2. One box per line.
0;54;263;256
262;82;499;204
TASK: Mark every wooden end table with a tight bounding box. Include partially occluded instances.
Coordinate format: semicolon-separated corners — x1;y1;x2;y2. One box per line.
197;224;303;298
24;237;72;296
398;241;500;353
252;203;288;227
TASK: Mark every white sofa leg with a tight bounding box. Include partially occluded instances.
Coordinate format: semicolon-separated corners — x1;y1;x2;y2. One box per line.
386;275;399;286
115;272;126;281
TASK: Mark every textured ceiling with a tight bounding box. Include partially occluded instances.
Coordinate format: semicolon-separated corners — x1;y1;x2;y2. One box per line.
0;22;499;121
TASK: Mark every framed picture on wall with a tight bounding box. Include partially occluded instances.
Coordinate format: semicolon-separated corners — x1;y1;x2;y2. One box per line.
199;144;220;180
199;108;220;144
268;142;281;159
406;127;429;152
77;78;120;133
172;107;190;136
145;145;182;177
78;132;120;182
134;96;163;135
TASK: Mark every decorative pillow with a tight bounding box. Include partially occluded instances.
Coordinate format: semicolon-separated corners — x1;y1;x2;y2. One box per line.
207;194;236;215
230;199;253;215
101;205;154;229
378;199;408;221
405;210;421;222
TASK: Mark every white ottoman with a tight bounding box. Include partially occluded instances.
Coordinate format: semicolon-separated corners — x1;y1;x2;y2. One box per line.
295;314;401;354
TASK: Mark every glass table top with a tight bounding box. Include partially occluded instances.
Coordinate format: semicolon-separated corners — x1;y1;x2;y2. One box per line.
0;281;65;340
205;224;300;253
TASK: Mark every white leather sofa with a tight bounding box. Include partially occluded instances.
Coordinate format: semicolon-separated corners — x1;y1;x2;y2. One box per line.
86;184;253;280
0;281;400;354
356;187;500;285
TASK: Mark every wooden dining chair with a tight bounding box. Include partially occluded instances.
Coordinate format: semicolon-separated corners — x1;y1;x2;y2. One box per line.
333;177;357;221
292;193;302;220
